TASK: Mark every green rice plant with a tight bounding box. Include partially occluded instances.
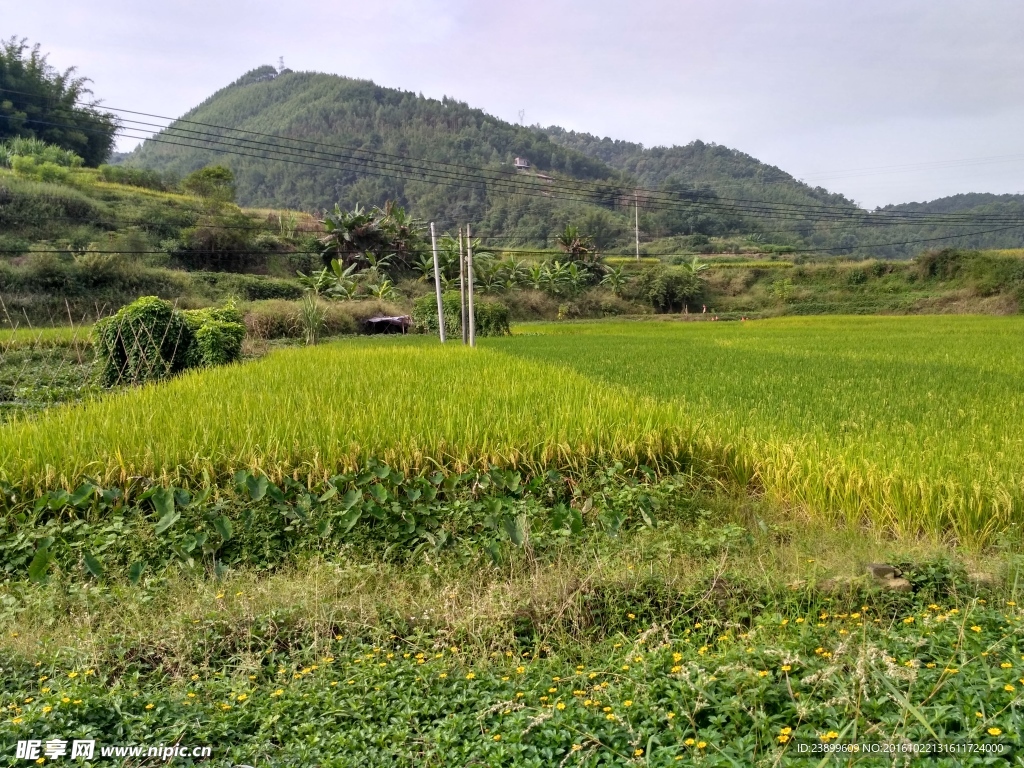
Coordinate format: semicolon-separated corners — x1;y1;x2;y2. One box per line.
494;316;1024;544
0;340;698;491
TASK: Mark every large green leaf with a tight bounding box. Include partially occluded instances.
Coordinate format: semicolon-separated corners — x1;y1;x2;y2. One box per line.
28;548;52;583
82;550;104;579
213;515;233;542
151;486;175;518
154;509;180;535
127;561;145;585
246;474;269;501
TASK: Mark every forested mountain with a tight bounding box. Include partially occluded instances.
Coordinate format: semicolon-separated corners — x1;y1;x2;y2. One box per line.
125;66;1024;255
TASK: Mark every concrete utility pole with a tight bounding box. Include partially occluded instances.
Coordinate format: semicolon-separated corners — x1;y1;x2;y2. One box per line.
635;191;640;262
458;227;468;345
466;224;476;347
430;222;445;343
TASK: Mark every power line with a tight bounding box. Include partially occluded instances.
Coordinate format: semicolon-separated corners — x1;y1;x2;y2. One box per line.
7;87;1024;228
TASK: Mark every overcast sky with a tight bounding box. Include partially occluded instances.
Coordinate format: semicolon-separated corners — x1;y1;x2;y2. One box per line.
7;0;1024;208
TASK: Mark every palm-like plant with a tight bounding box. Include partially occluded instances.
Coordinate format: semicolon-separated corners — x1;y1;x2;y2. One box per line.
600;265;629;296
556;224;596;264
367;279;397;301
503;257;529;290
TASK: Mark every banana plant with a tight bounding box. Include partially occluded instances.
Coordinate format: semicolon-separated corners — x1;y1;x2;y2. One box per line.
600;265;629;296
367;279;397;300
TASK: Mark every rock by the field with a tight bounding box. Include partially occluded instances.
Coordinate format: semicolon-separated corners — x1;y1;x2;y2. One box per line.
865;563;901;580
884;577;913;592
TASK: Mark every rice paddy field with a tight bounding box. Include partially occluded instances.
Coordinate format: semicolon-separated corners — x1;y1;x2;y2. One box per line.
2;315;1023;543
3;315;1024;766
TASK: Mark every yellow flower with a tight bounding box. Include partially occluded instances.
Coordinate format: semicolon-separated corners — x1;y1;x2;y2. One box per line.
220;704;232;711
627;613;636;620
926;663;936;668
61;697;70;703
903;617;914;624
697;741;707;749
466;673;476;680
67;672;78;679
667;712;675;719
41;706;52;713
795;617;804;623
758;670;769;677
1004;685;1015;692
976;711;984;718
548;687;557;693
621;665;630;671
988;727;1002;736
492;734;501;741
634;749;644;756
540;696;549;702
603;706;612;712
605;714;616;721
971;626;982;633
671;665;682;673
556;702;566;710
270;689;283;697
237;694;248;702
778;734;790;743
11;717;22;724
215;593;224;599
145;703;154;710
684;738;695;746
439;673;448;679
515;666;525;674
1001;662;1012;669
191;674;199;681
781;665;792;672
780;727;792;735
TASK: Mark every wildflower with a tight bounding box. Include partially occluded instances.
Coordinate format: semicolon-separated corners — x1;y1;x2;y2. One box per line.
466;673;476;680
516;666;525;674
685;738;695;746
540;696;549;702
778;734;790;744
270;689;284;697
515;692;524;698
61;698;70;703
1004;685;1014;692
571;744;582;752
606;714;616;721
926;662;936;668
988;727;1002;736
627;613;636;620
145;703;154;710
11;717;22;724
780;619;789;626
492;735;501;741
971;626;982;633
903;617;914;624
942;667;958;675
634;656;643;663
41;706;52;714
215;593;224;599
439;673;448;679
556;702;566;710
1002;663;1013;669
796;617;804;623
697;741;707;749
621;665;630;671
588;672;597;679
758;670;769;678
634;749;644;756
820;731;839;742
67;672;79;679
237;694;248;702
220;704;232;711
694;623;703;629
623;700;633;707
976;711;984;718
671;665;682;673
548;687;557;693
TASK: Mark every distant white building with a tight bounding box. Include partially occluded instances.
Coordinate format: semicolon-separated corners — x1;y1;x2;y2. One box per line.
514;157;531;170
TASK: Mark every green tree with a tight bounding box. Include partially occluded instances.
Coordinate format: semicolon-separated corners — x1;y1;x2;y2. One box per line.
0;37;118;166
181;165;236;202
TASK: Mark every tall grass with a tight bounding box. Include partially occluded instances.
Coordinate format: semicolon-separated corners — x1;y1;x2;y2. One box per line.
494;316;1024;543
0;338;697;490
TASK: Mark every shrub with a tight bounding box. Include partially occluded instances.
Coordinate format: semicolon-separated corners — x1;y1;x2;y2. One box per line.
412;292;510;336
98;164;168;191
243;300;356;339
93;297;190;386
94;296;244;385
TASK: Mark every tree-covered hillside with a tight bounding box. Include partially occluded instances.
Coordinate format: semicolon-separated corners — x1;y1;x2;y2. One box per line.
124;66;1024;256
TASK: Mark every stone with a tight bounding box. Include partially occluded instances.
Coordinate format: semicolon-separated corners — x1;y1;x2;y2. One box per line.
865;563;901;580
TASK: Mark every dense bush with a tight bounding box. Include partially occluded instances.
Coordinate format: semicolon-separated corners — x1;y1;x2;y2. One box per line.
97;164;169;191
93;296;191;386
412;291;511;336
243;299;357;339
94;296;245;386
